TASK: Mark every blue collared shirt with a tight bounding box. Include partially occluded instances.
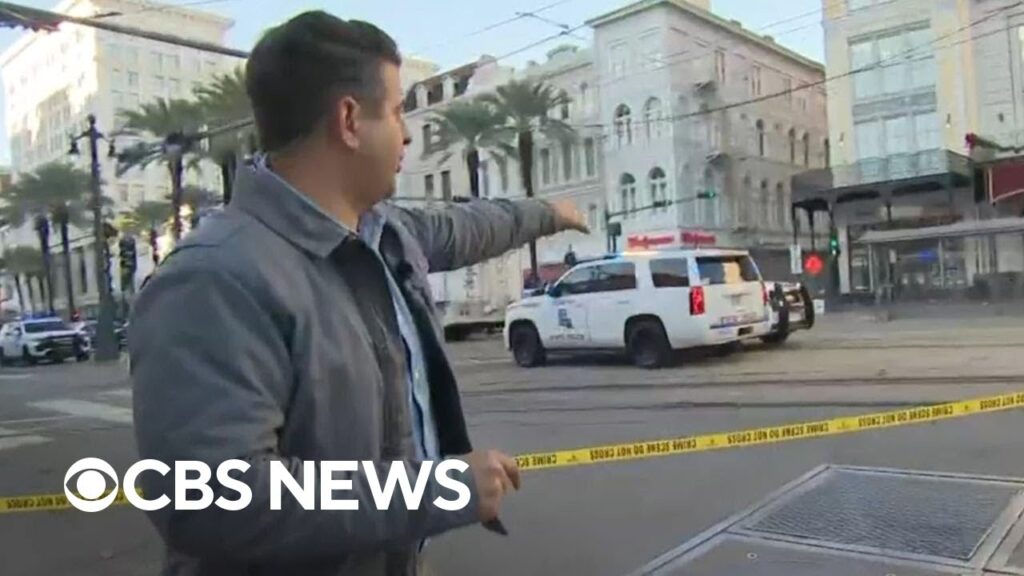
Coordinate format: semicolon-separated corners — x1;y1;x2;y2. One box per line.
255;157;439;462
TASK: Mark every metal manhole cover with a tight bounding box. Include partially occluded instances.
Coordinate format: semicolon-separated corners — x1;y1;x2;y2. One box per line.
744;469;1019;561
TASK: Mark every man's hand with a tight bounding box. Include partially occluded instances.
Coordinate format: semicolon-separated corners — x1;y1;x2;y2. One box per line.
463;450;521;522
548;200;590;234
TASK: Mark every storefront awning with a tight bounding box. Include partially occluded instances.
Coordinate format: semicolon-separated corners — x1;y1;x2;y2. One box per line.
856;217;1024;244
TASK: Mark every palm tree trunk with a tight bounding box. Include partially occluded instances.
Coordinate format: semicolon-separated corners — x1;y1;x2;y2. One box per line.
57;216;76;320
517;130;539;284
169;157;185;240
34;216;55;315
14;274;25;315
466;149;481;199
220;154;236;205
149;228;160;267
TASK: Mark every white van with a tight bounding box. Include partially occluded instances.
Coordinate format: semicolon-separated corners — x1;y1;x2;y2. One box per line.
503;249;772;368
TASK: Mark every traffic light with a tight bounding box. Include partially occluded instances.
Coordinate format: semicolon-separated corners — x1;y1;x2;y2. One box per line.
119;236;137;274
829;230;840;257
696;189;717;199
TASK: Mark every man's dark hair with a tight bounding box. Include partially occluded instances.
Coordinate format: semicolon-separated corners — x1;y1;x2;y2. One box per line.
245;11;401;151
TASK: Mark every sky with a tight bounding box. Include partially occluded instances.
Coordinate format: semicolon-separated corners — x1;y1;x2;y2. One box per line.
0;0;825;164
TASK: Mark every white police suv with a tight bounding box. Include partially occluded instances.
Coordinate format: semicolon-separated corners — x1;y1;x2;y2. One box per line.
504;249;772;368
0;316;91;366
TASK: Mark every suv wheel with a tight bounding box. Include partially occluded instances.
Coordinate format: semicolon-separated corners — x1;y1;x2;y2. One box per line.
22;346;36;366
627;319;671;369
510;323;545;367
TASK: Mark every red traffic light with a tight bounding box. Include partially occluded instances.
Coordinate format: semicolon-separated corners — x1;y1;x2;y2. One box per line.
803;253;824;277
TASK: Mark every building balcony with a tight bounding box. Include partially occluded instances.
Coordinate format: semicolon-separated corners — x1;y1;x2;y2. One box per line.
792;149;974;211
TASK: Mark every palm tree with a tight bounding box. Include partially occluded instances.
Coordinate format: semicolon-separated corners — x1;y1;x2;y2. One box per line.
117;98;205;242
0;164;90;316
426;99;512;199
15;163;92;318
119;201;173;268
481;80;575;280
194;67;255;204
2;245;43;314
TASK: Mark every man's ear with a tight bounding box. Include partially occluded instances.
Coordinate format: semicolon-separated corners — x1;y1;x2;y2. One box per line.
334;95;361;149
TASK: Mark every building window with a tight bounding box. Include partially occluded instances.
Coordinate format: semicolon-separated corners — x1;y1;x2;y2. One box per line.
776;183;787;229
561;141;572;181
499;161;509;193
421;123;433;155
479;160;490;198
588;204;598;230
579;82;590;115
783;77;793;104
715;50;726;84
648;167;667;212
127;72;139;89
756;119;766;157
610;42;627;77
850;25;934;102
584;138;596;177
119;184;129;203
152;51;162;71
824;138;831;167
441;170;452;200
802;133;810;166
750;65;762;96
424;174;435;199
644;97;663;140
760;180;770;227
559;90;570;120
619;173;637;217
168;54;180;71
788;128;797;164
539;148;551;185
614;104;632;147
703;166;718;226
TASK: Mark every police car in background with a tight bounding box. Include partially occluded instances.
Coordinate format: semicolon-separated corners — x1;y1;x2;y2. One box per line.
504;249;773;368
0;316;91;366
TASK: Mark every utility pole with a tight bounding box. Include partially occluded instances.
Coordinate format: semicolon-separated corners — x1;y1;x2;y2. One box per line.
71;114;118;362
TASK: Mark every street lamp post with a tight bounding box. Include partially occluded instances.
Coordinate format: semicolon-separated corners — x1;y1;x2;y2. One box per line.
71;114;118;362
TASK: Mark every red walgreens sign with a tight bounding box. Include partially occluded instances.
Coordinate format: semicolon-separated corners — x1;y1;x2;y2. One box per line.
626;231;718;250
988;162;1024;203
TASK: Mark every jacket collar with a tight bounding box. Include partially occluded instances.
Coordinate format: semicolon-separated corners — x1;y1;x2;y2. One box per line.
231;157;387;259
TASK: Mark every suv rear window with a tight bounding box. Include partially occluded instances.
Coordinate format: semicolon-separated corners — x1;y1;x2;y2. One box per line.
650;258;690;288
696;255;759;285
24;320;70;333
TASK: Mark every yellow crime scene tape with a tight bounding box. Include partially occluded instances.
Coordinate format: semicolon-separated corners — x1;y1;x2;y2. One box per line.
3;389;1024;515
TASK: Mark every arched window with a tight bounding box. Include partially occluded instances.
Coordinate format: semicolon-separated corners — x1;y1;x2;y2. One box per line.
760;179;769;227
756;119;766;157
614;104;632;147
737;175;752;226
788;128;797;164
619;173;637;218
644;97;663;140
648;167;667;212
776;182;787;229
802;132;810;166
559;89;570;120
702;166;716;226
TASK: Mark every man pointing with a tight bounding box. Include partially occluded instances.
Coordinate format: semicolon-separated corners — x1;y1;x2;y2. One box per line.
129;10;587;576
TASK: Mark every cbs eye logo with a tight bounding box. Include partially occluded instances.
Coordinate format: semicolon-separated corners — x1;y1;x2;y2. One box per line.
64;458;120;512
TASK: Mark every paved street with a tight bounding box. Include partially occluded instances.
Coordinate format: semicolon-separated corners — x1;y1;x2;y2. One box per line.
1;313;1023;575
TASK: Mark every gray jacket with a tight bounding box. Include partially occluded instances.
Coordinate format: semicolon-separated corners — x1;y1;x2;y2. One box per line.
128;163;565;576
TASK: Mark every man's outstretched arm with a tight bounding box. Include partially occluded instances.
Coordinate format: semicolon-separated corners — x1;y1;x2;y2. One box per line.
128;253;479;564
390;198;588;273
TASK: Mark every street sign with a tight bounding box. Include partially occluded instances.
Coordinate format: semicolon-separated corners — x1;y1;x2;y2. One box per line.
803;253;825;277
789;244;803;274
